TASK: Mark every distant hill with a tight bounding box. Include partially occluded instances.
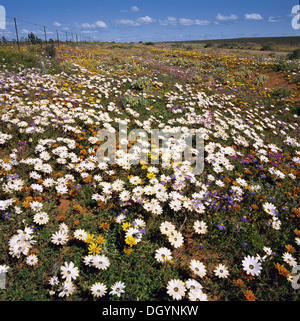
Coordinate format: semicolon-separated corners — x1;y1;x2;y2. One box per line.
159;36;300;47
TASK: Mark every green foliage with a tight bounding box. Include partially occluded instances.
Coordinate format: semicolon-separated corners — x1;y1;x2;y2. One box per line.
131;77;151;91
253;74;268;86
44;44;56;58
0;42;299;302
0;48;42;72
260;42;275;51
287;49;300;60
270;87;291;98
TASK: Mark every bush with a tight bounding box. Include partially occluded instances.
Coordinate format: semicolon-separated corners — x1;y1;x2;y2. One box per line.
131;77;151;91
260;42;275;51
287;49;300;60
45;44;56;58
0;48;41;72
270;87;291;98
253;74;268;86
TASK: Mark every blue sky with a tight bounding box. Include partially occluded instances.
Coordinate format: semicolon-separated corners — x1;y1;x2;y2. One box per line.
1;0;299;42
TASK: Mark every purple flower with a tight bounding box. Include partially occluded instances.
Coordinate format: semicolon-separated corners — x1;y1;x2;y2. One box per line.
266;220;272;227
197;243;204;250
28;224;37;231
6;173;19;180
217;221;226;230
240;215;247;223
139;227;146;235
2;212;11;219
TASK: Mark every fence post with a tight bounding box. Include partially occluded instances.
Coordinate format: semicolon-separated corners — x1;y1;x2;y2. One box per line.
56;29;60;47
44;26;47;43
14;17;20;50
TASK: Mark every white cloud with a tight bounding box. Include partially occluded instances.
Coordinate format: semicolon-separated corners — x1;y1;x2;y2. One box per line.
245;13;263;20
81;23;95;29
52;21;62;27
94;21;108;28
137;16;155;24
267;16;283;23
114;16;155;26
159;16;177;26
21;29;43;36
179;18;211;26
216;13;238;21
114;19;140;26
76;21;107;29
131;6;140;12
194;19;211;26
82;30;98;34
179;18;194;26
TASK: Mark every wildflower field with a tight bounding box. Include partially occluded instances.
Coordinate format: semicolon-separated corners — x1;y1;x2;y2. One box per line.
0;42;299;301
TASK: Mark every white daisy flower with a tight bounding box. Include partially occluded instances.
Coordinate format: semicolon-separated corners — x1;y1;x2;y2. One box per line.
166;279;186;300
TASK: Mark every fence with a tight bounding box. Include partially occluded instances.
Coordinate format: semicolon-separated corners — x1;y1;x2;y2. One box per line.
1;16;94;49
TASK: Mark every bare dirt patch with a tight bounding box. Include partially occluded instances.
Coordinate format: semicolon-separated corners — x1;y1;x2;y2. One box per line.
57;197;71;215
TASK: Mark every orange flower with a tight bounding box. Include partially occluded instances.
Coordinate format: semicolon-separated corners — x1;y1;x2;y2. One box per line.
22;200;31;208
285;244;296;253
235;279;245;287
294;229;300;236
244;289;255;301
251;204;258;210
98;202;106;208
66;181;73;188
83;175;92;183
233;204;241;210
100;222;110;231
69;189;78;197
274;263;289;277
57;214;67;221
73;204;83;212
